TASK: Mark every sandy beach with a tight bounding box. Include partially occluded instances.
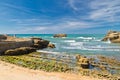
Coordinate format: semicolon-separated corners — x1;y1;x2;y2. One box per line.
0;61;106;80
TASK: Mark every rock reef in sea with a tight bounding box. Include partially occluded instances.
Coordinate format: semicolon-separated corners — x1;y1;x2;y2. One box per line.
53;34;67;38
102;30;120;43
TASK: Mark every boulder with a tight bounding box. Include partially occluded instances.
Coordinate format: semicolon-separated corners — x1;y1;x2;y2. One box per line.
76;55;90;69
5;47;36;55
48;43;56;48
31;38;50;49
0;35;7;41
102;31;120;43
53;34;67;38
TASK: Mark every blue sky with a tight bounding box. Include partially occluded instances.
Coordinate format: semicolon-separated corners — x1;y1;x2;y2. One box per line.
0;0;120;34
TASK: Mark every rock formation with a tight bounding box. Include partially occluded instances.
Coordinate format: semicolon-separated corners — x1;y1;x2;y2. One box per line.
53;34;67;38
31;38;50;49
47;43;56;48
0;35;7;41
5;47;36;55
0;35;55;55
76;55;90;69
102;31;120;43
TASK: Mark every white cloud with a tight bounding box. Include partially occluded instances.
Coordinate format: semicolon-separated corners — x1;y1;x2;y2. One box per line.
68;0;78;11
89;0;120;22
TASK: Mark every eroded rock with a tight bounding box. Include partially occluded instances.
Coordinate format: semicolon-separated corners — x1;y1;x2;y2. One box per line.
5;47;36;55
76;55;90;69
53;34;67;38
47;43;56;48
102;31;120;43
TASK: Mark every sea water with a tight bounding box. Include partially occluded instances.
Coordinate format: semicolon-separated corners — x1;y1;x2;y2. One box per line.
10;34;120;59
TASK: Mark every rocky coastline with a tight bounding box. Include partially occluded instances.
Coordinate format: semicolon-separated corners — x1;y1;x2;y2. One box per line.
0;35;55;55
0;34;120;80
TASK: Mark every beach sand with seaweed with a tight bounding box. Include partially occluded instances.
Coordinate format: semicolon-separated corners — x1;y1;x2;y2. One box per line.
0;61;105;80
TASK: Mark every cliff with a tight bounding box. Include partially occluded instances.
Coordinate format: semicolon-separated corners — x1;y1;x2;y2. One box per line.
102;31;120;43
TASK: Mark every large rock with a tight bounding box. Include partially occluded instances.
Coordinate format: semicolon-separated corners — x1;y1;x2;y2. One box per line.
76;55;90;69
102;31;120;43
31;38;50;49
5;47;36;55
0;35;7;41
48;43;56;48
53;34;67;38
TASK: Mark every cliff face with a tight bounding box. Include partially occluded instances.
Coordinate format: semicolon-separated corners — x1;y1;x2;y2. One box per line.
102;31;120;43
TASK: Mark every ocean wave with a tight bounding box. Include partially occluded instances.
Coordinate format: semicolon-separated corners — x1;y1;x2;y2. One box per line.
93;39;101;42
37;50;60;54
63;45;120;51
77;37;95;40
64;40;76;43
69;42;83;46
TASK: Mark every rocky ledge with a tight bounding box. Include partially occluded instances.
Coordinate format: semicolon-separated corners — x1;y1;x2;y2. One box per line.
102;31;120;43
53;34;67;38
0;35;55;55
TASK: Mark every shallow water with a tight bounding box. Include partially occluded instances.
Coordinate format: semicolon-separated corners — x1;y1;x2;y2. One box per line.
9;34;120;59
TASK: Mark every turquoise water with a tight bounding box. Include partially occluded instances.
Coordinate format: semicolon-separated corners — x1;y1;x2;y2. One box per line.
10;34;120;58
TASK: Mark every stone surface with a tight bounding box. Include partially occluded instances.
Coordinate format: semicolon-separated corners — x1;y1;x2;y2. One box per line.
0;35;7;41
53;34;67;38
76;55;90;69
5;47;36;55
31;38;50;49
48;43;56;48
102;31;120;43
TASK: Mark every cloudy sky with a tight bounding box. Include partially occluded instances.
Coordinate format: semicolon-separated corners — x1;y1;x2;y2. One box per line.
0;0;120;34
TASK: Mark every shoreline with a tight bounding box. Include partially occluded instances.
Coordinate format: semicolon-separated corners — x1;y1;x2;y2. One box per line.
0;60;104;80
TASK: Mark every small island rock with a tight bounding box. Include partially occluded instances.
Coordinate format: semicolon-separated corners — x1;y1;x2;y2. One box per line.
102;31;120;43
53;34;67;38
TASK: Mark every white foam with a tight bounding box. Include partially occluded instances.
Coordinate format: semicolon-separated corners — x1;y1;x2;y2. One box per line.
77;37;94;40
64;40;76;43
69;42;83;46
37;50;60;54
63;45;120;51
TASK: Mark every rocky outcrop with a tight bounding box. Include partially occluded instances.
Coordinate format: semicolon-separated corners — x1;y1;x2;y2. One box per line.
102;31;120;43
0;35;7;41
31;38;50;49
47;43;56;48
53;34;67;38
0;35;55;55
5;47;36;55
76;55;90;69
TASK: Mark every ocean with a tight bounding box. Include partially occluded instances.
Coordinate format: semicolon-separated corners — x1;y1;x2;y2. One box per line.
10;34;120;59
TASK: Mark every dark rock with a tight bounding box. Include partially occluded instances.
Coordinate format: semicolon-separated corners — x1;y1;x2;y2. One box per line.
5;47;36;55
0;35;7;41
47;43;56;48
31;38;50;49
53;34;67;38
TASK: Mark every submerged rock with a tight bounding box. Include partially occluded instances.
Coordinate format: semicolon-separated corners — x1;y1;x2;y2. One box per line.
102;31;120;43
53;34;67;38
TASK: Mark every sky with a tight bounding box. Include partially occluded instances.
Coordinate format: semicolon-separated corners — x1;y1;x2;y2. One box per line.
0;0;120;34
